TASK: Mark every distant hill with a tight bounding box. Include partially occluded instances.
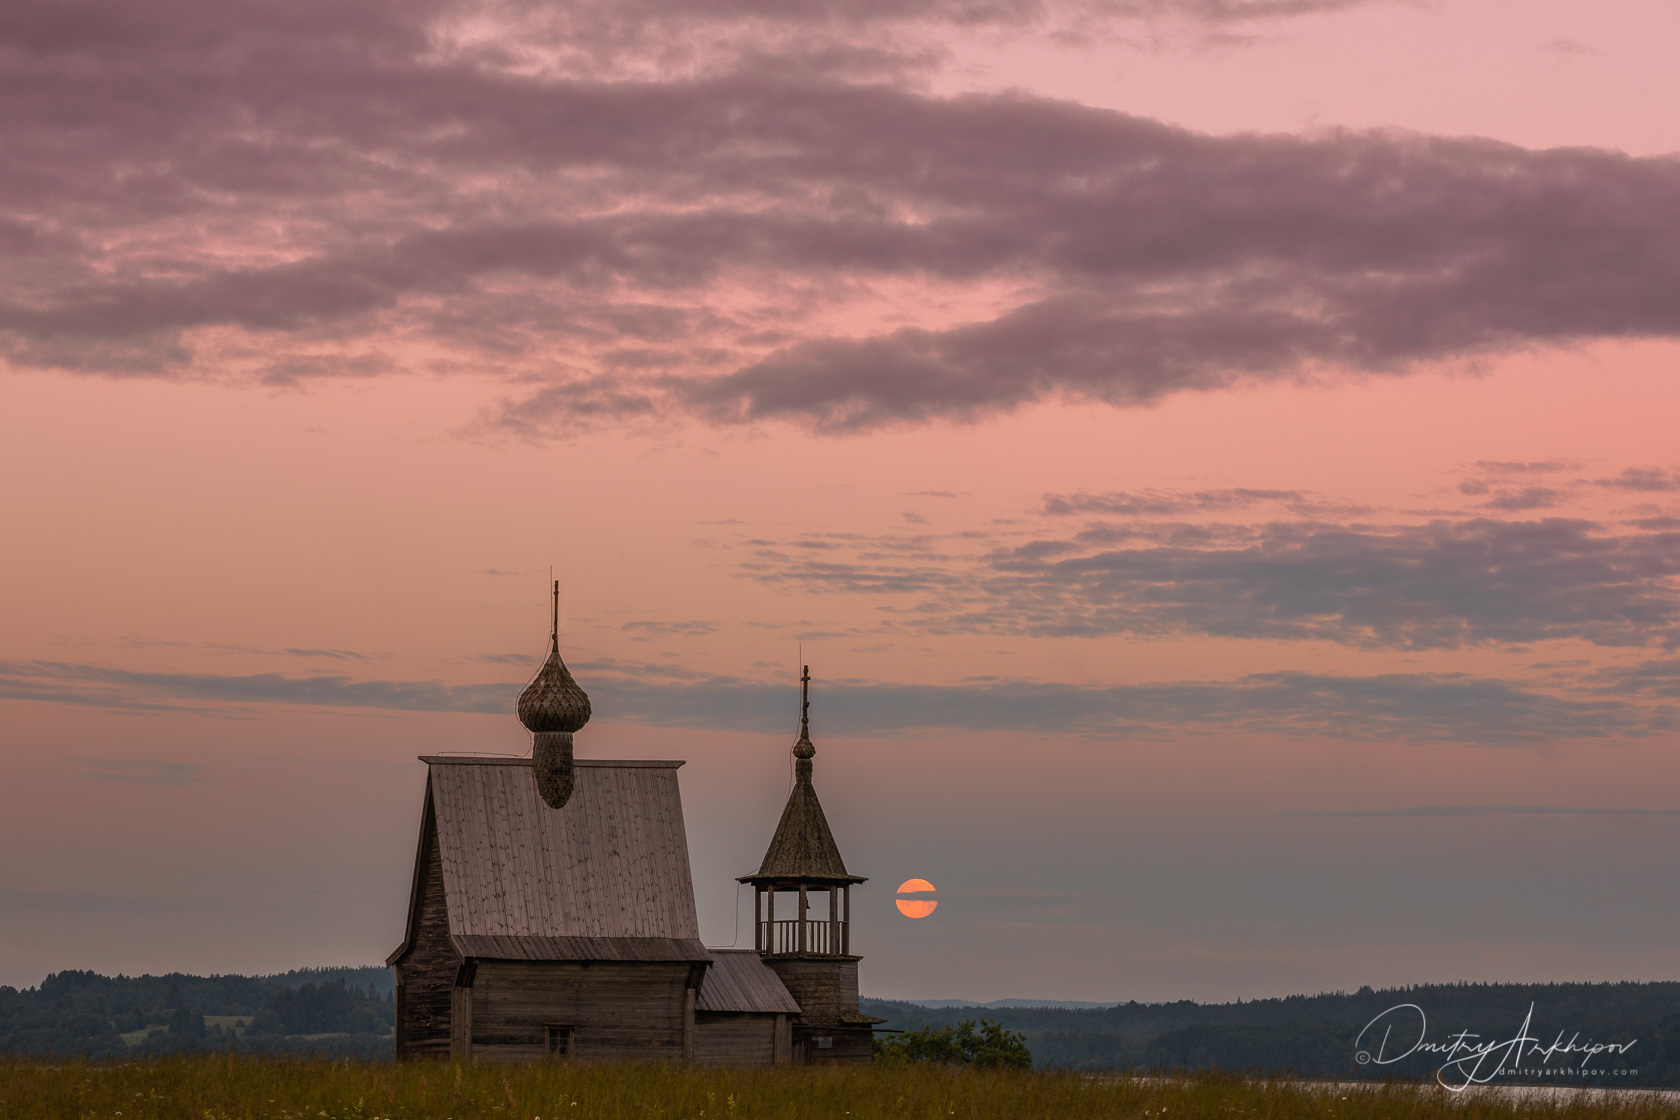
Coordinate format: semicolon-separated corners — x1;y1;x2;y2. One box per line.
906;999;1121;1009
0;967;394;1058
862;981;1680;1087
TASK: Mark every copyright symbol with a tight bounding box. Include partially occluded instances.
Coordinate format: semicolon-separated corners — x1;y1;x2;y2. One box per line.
1355;1052;1371;1065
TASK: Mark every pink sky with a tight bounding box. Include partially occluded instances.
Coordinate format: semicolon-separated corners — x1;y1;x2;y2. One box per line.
3;0;1680;1000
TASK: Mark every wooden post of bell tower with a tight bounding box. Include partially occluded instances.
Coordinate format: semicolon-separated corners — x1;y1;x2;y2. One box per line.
738;667;883;1063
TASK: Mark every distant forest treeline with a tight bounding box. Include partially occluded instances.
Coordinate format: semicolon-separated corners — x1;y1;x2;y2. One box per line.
0;967;394;1058
861;982;1680;1087
9;970;1680;1083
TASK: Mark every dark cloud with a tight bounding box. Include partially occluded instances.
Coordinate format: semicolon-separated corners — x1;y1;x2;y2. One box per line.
587;664;1660;745
1593;467;1680;492
1453;463;1638;512
476;651;541;665
996;517;1680;647
651;123;1680;430
1474;460;1576;475
0;659;517;714
620;620;718;639
75;758;204;785
741;546;963;596
0;656;1655;745
1044;489;1307;516
741;513;1680;649
1590;659;1680;699
2;0;1679;432
120;637;374;661
1478;487;1565;511
436;0;1385;81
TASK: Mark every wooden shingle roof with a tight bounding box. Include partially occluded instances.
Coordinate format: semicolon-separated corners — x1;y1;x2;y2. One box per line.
739;777;864;885
416;756;707;961
451;935;708;961
696;950;801;1013
740;669;865;886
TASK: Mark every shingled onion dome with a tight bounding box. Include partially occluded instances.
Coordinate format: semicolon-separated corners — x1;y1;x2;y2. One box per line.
520;580;591;809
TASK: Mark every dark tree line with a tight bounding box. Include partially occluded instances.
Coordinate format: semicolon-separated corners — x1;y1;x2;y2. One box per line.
862;981;1680;1087
0;968;395;1058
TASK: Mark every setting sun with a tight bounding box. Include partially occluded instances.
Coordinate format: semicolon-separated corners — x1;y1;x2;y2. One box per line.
896;879;938;919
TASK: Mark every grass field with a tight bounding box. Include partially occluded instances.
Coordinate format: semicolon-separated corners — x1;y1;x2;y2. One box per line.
3;1057;1678;1120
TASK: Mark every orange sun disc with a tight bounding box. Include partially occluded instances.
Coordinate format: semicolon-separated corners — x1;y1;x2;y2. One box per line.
895;878;937;918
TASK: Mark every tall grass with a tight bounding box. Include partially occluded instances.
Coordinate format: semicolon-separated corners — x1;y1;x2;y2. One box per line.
2;1057;1678;1120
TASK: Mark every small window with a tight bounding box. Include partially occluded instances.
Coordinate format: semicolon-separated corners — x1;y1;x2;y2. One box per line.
546;1025;573;1057
816;1036;833;1049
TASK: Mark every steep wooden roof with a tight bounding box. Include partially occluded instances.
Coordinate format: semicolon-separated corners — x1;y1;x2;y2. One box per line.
696;950;801;1013
406;756;706;960
739;777;865;885
452;935;707;961
741;669;865;886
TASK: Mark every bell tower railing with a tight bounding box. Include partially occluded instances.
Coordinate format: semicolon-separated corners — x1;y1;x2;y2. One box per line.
752;883;852;957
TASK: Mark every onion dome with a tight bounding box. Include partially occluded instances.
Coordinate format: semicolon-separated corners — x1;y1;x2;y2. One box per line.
522;581;589;811
517;646;592;734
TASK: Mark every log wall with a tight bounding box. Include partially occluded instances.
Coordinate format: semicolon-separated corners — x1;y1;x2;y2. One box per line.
693;1012;778;1066
764;958;872;1065
468;960;693;1061
764;958;858;1022
794;1028;874;1066
393;803;460;1058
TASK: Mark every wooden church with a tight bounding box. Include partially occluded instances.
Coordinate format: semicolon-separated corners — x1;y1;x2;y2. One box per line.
388;588;882;1063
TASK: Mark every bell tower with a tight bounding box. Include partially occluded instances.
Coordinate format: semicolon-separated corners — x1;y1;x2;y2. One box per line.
739;667;882;1063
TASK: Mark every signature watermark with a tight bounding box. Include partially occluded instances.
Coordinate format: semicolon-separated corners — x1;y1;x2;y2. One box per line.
1354;1003;1637;1091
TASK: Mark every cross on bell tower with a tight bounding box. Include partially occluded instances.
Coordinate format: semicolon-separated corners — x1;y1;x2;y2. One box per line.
739;667;881;1061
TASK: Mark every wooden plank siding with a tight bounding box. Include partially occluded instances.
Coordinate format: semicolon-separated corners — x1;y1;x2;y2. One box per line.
390;793;462;1058
450;982;473;1058
794;1028;874;1066
693;1012;778;1066
468;960;694;1062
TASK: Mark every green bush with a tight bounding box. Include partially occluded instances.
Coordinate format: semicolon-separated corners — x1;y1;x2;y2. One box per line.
874;1017;1032;1069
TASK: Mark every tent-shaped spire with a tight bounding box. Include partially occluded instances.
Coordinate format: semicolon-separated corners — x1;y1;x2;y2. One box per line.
739;667;865;886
